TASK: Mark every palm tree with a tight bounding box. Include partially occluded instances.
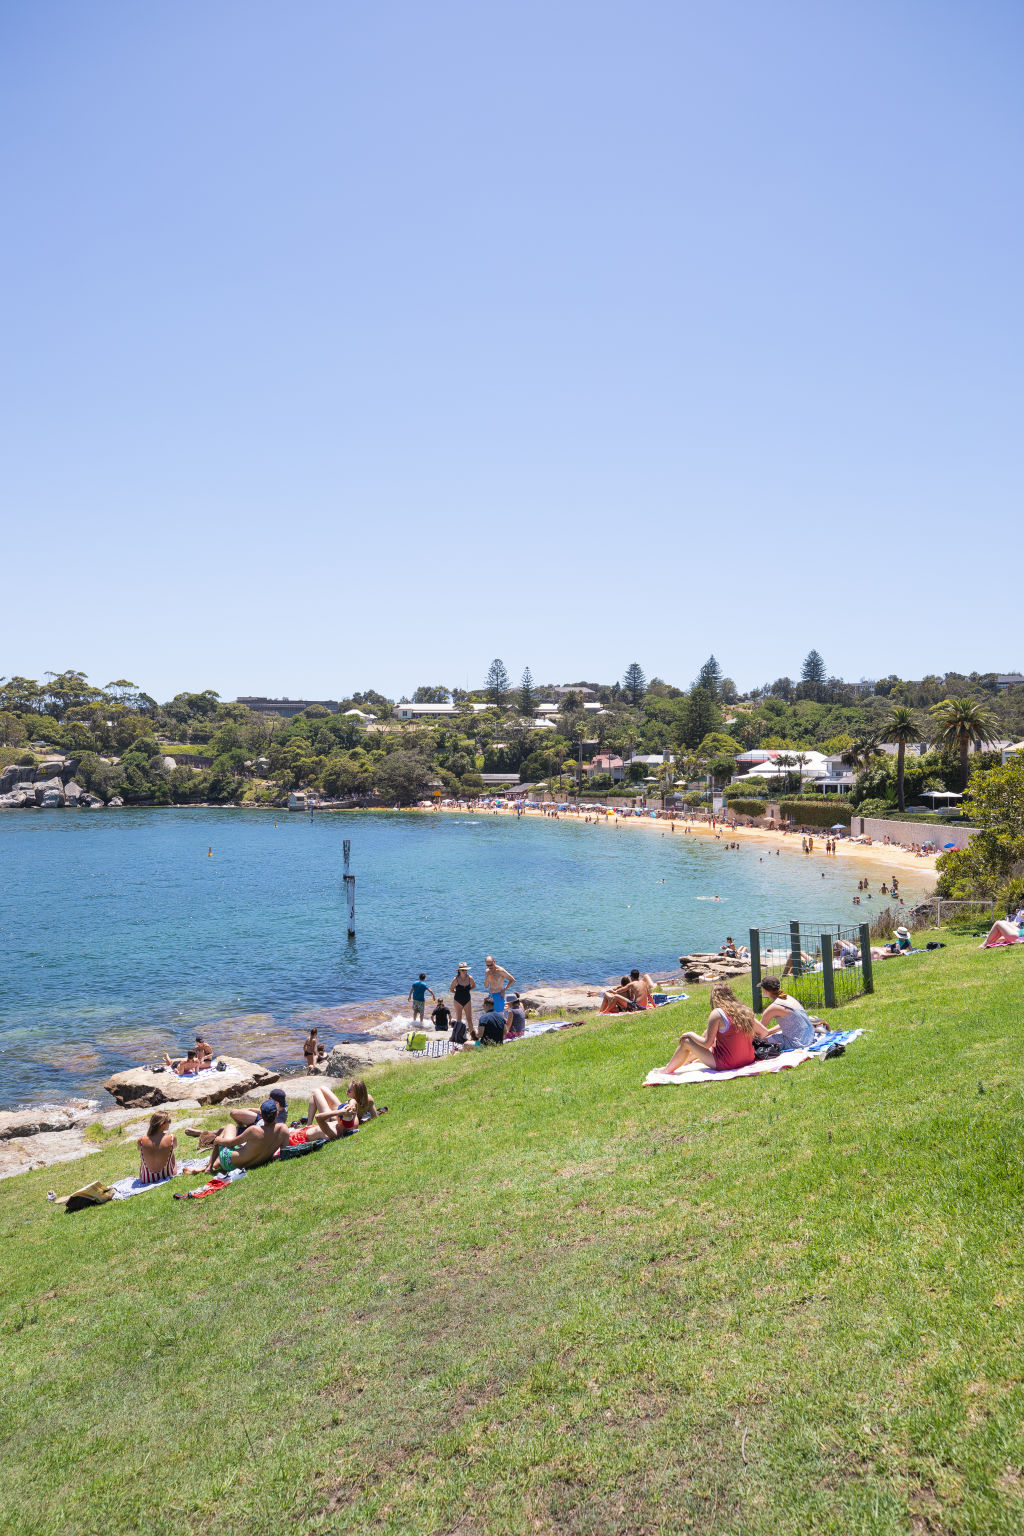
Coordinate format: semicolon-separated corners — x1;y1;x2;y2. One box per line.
884;705;918;812
929;696;999;789
842;734;882;773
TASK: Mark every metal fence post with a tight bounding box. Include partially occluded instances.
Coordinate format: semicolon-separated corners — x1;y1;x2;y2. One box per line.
749;928;763;1012
860;923;874;994
820;934;836;1009
789;920;802;977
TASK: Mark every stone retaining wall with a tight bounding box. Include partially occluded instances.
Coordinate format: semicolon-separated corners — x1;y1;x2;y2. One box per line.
852;817;978;850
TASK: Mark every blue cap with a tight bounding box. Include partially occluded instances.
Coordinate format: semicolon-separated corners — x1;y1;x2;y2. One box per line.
260;1099;279;1118
269;1087;287;1104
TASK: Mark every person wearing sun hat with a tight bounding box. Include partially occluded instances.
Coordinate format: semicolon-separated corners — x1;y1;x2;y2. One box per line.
894;925;913;952
449;961;476;1033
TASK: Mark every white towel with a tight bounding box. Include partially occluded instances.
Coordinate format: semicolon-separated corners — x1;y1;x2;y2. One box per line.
643;1049;813;1085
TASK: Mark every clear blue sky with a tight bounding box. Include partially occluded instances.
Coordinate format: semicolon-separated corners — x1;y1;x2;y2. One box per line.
2;1;1021;702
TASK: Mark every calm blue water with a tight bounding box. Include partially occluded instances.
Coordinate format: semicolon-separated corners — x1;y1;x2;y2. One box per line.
0;809;925;1108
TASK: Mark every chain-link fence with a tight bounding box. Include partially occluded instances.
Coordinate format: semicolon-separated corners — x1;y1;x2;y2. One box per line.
749;921;874;1012
913;897;995;928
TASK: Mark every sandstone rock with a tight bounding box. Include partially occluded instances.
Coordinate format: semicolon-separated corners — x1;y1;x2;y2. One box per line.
108;795;124;807
1;765;35;792
518;985;606;1013
34;776;65;805
102;1054;279;1108
40;786;65;808
63;781;83;804
37;759;65;780
80;792;105;808
0;1104;91;1140
325;1040;413;1076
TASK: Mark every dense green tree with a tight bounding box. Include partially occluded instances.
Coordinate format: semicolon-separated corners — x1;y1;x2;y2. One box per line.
622;662;646;707
375;751;432;805
413;685;451;703
0;711;27;746
681;687;721;748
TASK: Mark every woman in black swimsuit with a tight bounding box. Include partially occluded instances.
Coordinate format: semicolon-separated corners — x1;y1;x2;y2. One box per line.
450;963;476;1031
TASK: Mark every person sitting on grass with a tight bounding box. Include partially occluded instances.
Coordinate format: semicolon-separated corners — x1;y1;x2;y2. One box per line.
600;976;635;1013
138;1111;178;1184
758;976;816;1049
198;1099;291;1175
185;1087;289;1150
474;995;506;1046
657;983;772;1075
504;993;527;1040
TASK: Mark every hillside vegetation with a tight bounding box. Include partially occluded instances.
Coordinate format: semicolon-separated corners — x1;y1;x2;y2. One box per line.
3;940;1024;1535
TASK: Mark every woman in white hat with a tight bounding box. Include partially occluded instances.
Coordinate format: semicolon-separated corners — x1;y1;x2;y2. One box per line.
893;925;912;952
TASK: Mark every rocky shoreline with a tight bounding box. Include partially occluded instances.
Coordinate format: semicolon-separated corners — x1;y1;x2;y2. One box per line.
0;955;747;1181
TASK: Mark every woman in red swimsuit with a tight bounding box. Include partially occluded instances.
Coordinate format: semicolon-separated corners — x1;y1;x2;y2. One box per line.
658;984;768;1074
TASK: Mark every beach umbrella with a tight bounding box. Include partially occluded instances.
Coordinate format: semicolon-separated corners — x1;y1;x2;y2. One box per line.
830;823;846;831
942;841;956;850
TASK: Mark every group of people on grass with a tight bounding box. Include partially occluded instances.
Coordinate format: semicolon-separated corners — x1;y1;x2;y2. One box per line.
136;1079;382;1184
658;976;817;1075
600;969;657;1013
407;955;527;1045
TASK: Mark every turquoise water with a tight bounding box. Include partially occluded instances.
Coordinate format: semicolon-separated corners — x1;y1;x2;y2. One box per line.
0;808;924;1108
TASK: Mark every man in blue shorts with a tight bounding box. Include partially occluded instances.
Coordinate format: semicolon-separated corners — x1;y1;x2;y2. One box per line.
408;973;436;1023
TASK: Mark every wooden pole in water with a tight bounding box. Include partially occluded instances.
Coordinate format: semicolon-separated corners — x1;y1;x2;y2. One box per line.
343;839;355;935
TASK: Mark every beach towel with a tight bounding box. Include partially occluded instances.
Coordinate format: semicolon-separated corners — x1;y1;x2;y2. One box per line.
643;1049;813;1085
110;1172;179;1200
806;1028;863;1055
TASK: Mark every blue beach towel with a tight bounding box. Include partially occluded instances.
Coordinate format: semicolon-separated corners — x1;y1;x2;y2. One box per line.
806;1028;864;1055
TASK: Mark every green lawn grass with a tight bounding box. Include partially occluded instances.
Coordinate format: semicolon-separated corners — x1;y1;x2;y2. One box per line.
3;939;1024;1535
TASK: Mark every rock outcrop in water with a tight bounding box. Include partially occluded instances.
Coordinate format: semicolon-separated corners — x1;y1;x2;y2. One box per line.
103;1055;279;1108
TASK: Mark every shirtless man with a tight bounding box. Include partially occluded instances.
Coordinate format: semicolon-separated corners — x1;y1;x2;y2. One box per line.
193;1033;213;1065
627;968;656;1008
199;1100;291;1176
483;955;516;1016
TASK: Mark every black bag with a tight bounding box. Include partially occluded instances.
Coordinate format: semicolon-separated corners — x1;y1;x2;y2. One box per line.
753;1037;782;1060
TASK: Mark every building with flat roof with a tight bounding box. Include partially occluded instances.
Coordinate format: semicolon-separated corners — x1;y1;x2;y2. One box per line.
237;696;339;717
392;702;489;719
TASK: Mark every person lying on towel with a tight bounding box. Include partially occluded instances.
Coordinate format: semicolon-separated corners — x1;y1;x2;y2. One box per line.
196;1099;291;1176
301;1079;379;1139
980;913;1024;949
657;984;775;1074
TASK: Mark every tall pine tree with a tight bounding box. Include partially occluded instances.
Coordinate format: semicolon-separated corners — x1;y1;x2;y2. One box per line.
518;667;536;717
485;658;511;710
622;662;646;706
693;655;723;697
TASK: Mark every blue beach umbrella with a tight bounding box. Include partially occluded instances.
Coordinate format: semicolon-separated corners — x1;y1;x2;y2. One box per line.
942;841;956;850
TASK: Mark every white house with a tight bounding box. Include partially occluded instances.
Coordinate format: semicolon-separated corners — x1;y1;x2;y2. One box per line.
343;709;377;721
733;749;854;793
392;702;490;720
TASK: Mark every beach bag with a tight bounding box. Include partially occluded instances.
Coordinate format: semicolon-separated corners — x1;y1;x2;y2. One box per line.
64;1180;114;1213
406;1031;426;1052
752;1038;782;1061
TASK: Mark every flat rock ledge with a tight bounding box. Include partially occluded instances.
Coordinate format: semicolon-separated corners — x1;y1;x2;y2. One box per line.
325;1040;414;1076
0;1104;94;1140
519;985;606;1013
678;952;752;985
102;1054;279;1108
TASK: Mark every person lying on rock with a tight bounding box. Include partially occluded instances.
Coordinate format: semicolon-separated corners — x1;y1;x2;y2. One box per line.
162;1048;203;1076
197;1099;291;1175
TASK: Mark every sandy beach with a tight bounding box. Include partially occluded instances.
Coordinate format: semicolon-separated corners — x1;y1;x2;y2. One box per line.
443;800;940;885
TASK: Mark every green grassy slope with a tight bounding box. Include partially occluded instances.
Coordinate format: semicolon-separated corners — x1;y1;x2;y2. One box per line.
3;940;1024;1536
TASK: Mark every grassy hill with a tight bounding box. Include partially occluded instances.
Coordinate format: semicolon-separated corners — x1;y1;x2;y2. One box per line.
3;939;1024;1535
